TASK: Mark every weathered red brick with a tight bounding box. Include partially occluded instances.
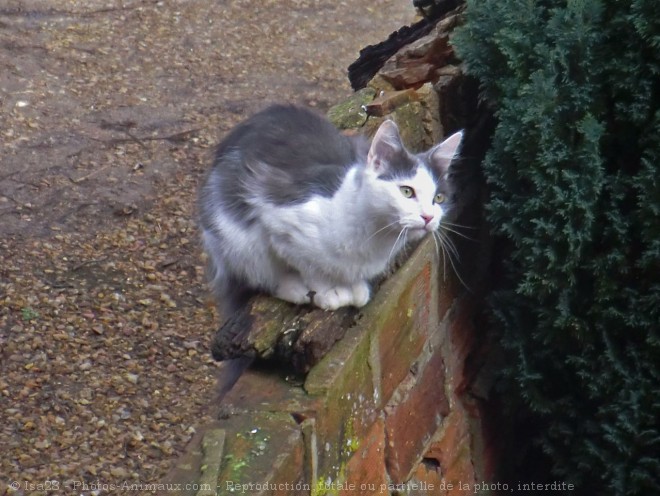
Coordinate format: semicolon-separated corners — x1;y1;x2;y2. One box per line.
425;410;469;471
436;270;459;324
219;365;319;416
377;260;433;403
378;16;459;90
443;447;477;496
301;242;443;486
444;298;477;396
365;89;418;116
341;419;388;495
407;460;448;496
424;406;477;496
384;348;450;483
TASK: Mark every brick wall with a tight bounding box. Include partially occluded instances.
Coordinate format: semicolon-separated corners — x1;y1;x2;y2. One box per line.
167;230;496;495
166;6;500;494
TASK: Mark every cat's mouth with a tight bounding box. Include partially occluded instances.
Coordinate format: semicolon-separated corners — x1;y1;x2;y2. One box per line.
411;223;436;232
407;226;430;239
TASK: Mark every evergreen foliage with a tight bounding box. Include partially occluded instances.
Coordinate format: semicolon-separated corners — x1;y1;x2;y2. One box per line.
452;1;660;493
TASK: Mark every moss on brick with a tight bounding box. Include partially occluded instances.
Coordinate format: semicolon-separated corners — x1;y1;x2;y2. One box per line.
366;239;438;403
308;326;377;483
326;87;376;130
216;412;304;495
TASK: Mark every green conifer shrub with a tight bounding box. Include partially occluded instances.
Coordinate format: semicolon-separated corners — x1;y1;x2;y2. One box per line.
452;1;659;493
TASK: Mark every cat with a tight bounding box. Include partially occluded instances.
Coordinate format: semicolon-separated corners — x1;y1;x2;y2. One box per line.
198;104;462;314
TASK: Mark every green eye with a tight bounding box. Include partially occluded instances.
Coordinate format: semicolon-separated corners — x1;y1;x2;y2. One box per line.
434;193;446;204
400;186;415;198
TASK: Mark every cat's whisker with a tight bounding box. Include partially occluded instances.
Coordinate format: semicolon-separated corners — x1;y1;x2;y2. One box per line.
434;230;452;263
436;229;460;260
439;223;477;241
387;227;407;267
447;248;471;292
441;220;478;230
402;228;409;255
431;231;448;281
430;229;439;253
438;231;455;273
397;228;409;259
433;230;471;291
364;219;404;245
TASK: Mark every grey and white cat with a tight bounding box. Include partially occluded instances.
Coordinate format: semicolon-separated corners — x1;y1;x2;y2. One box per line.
199;104;462;313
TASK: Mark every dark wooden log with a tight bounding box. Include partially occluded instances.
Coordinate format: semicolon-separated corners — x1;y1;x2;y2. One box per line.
413;0;460;19
211;295;360;374
348;18;436;91
347;0;461;91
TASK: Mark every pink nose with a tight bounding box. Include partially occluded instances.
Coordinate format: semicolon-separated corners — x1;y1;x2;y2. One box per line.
421;214;434;225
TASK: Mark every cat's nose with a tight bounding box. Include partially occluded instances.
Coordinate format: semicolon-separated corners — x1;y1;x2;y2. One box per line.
421;214;434;225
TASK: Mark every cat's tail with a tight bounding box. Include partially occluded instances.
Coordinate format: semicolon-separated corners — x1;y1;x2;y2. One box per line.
217;275;255;317
201;228;255;318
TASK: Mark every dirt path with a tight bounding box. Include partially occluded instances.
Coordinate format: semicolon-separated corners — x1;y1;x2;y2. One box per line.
1;0;411;237
0;0;413;490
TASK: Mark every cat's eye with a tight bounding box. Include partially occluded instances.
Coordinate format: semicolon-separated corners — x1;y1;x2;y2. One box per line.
400;186;415;198
434;193;446;204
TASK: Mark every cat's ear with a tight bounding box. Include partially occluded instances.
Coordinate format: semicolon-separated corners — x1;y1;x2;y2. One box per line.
429;131;463;176
367;120;404;174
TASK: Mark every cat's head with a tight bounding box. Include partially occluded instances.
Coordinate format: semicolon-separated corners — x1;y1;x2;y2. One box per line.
363;120;463;240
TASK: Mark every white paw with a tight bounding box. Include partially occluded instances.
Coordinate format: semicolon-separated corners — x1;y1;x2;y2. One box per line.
351;281;371;308
275;275;312;305
313;286;355;310
312;283;370;310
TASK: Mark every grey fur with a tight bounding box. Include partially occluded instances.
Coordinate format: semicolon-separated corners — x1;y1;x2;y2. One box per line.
201;105;368;225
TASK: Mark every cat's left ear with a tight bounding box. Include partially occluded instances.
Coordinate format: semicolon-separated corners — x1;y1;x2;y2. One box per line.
367;120;404;174
429;131;463;177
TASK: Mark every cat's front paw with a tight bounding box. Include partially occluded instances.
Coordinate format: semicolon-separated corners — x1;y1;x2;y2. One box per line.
314;286;354;310
276;276;313;305
313;283;370;310
351;281;371;308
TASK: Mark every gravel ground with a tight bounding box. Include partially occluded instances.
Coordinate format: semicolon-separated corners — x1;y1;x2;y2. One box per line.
0;0;413;493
